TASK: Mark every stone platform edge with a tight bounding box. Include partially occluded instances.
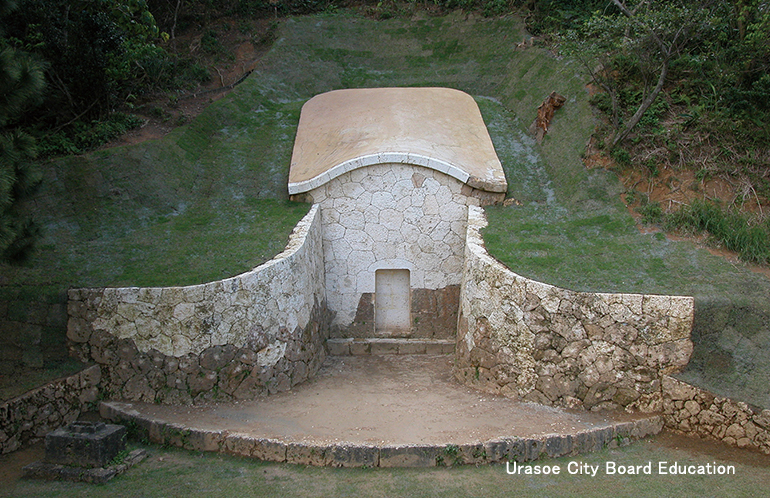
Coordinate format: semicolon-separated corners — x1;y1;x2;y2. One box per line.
99;401;663;468
326;338;455;356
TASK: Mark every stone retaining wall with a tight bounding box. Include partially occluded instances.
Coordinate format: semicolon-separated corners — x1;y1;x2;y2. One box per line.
0;365;100;454
66;205;332;404
456;206;694;411
662;375;770;455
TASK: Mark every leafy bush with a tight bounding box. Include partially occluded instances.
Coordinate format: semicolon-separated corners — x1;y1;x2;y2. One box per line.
37;113;145;158
637;199;663;224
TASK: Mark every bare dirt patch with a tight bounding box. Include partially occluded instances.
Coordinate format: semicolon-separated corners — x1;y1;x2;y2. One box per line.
103;18;275;149
584;135;770;281
103;355;652;447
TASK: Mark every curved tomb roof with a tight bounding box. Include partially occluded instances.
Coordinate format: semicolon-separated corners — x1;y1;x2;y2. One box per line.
287;87;507;195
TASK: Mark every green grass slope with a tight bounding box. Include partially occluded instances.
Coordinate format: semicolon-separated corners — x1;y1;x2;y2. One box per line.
3;10;769;407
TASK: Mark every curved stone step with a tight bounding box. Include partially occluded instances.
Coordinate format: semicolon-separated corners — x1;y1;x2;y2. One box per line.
98;355;662;468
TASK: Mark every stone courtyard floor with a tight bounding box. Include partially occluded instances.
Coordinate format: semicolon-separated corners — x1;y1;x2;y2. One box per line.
100;355;662;467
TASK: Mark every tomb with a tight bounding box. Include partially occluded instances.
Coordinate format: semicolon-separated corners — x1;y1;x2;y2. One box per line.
66;87;693;415
288;87;507;340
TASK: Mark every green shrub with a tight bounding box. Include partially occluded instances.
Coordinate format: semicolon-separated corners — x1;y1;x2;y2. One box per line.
37;113;144;158
637;199;663;224
610;147;631;167
665;199;770;265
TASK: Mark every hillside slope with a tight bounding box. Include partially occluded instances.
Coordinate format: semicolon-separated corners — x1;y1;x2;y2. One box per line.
2;10;768;407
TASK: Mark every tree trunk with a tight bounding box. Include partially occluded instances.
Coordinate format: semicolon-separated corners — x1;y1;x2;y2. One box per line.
610;0;673;149
612;58;669;148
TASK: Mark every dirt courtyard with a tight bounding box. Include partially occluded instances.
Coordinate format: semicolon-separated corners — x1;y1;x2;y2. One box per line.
101;355;654;447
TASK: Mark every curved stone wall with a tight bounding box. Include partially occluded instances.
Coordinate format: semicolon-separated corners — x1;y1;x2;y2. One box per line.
66;205;331;404
456;206;694;411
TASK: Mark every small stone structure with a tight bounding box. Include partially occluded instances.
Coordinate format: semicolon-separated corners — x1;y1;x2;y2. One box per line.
23;420;147;483
45;421;126;468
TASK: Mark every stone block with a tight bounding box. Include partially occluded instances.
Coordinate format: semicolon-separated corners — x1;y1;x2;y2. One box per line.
398;341;427;355
222;434;256;457
370;340;399;355
326;338;352;356
325;444;378;468
544;434;573;458
44;421;126;469
184;428;224;452
426;341;454;355
287;442;328;466
483;438;513;463
349;340;371;356
252;438;287;462
379;445;438;467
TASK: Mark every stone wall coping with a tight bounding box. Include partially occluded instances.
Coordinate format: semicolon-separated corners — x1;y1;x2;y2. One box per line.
466;205;694;305
68;204;320;297
67;203;326;359
100;400;663;467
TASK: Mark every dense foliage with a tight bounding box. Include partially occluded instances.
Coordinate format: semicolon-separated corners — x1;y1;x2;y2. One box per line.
524;0;770;184
518;0;770;263
3;0;169;122
0;0;45;261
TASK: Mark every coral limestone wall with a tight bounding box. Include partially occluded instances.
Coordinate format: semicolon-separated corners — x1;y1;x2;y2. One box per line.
305;163;482;337
456;206;694;411
662;375;770;455
67;206;331;404
0;365;101;454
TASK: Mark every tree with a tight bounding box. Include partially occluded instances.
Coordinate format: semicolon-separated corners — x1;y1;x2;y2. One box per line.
0;0;45;260
3;0;167;123
564;0;707;148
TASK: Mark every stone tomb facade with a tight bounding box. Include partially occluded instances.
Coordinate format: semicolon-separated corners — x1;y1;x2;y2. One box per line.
65;87;694;413
288;88;507;339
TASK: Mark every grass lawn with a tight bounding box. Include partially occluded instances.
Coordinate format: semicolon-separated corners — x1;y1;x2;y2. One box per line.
2;432;769;497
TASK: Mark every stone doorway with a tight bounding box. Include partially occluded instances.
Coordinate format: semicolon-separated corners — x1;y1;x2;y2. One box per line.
374;269;411;336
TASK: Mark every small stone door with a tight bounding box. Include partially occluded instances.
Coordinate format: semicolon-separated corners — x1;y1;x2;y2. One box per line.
374;269;411;336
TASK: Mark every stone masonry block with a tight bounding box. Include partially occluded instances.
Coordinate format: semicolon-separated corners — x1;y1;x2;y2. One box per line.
379;445;439;467
370;340;399;355
252;438;287;463
45;421;126;469
326;339;352;356
325;444;378;468
287;442;328;466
